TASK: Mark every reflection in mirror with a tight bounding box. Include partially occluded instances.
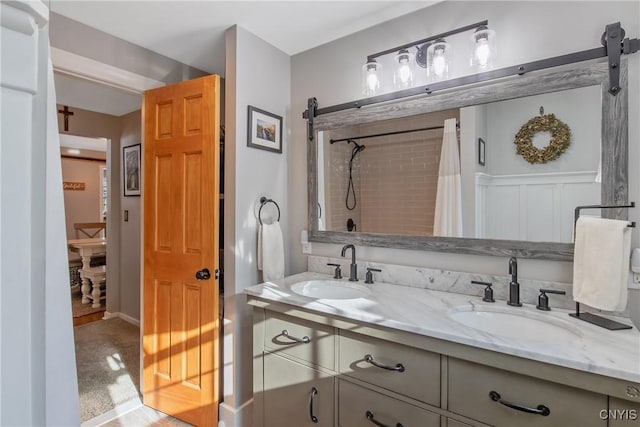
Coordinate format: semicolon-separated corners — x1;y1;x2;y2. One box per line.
317;85;601;243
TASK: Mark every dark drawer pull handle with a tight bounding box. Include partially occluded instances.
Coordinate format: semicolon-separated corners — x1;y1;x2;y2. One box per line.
489;391;550;416
281;329;311;344
309;387;319;423
365;410;404;427
364;354;405;372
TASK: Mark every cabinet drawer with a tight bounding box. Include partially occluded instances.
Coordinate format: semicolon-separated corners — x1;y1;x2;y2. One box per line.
264;311;335;370
339;379;440;427
448;358;606;427
263;353;334;427
339;331;440;406
608;398;640;426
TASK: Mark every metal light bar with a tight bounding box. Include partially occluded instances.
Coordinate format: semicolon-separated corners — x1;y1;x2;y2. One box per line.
303;22;639;120
366;20;488;62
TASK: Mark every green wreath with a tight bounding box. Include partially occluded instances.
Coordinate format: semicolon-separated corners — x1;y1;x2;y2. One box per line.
514;113;571;164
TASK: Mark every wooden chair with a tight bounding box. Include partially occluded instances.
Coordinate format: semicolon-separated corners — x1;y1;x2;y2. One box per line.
74;222;106;239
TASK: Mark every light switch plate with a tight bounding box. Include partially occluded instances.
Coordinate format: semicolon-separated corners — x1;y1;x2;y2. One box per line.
124;210;129;222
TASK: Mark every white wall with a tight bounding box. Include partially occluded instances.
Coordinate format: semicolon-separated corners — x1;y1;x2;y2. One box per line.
223;25;290;426
1;1;79;425
290;1;640;284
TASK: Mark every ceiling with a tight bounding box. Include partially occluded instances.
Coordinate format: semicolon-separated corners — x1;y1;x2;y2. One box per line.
50;1;437;117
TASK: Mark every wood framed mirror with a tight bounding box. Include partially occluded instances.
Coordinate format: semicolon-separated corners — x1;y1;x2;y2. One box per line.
307;60;628;261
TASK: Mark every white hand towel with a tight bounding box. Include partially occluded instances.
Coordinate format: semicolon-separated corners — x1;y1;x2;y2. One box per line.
257;224;263;271
260;221;284;282
573;216;632;312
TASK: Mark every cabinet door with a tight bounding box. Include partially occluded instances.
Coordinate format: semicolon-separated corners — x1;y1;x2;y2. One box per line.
448;358;606;427
338;380;440;427
263;353;334;427
608;398;640;426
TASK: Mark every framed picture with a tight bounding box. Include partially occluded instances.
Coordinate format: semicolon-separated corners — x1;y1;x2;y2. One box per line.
478;137;486;166
123;144;141;197
247;105;282;154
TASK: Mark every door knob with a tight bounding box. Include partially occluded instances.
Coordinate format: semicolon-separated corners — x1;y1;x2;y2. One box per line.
195;268;211;280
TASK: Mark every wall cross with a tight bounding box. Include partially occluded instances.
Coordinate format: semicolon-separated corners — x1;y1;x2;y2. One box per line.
58;105;74;132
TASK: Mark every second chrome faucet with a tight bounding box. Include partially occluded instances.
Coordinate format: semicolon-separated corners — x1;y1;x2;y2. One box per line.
341;244;358;281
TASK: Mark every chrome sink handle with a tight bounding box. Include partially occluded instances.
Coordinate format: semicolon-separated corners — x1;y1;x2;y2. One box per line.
281;329;311;344
364;354;405;372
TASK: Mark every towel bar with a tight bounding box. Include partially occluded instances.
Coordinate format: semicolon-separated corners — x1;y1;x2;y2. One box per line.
571;202;635;330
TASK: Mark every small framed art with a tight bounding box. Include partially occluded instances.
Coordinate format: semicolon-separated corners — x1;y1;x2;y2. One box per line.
123;144;141;197
247;105;282;154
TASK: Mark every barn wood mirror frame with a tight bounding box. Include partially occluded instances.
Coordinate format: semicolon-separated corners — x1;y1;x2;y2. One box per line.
306;60;628;261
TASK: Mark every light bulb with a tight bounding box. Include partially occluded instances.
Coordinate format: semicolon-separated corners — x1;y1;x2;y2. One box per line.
393;49;415;89
362;60;382;96
427;39;450;81
470;27;496;71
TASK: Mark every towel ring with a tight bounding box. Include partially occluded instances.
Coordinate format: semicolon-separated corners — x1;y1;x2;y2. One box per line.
259;197;280;225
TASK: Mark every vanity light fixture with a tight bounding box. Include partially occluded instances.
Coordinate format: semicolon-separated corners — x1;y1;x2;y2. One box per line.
393;48;415;89
360;20;491;94
311;22;638;118
470;25;497;71
362;59;383;96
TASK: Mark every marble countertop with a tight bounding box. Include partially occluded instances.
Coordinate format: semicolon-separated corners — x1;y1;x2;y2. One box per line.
245;272;640;383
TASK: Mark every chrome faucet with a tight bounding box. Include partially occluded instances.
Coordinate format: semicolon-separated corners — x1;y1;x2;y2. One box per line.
341;244;358;281
507;257;522;307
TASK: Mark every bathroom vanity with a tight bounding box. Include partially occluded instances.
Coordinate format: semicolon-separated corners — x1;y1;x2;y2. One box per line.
247;271;640;427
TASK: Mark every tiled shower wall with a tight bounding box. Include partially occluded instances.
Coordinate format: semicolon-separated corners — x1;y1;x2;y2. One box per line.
325;109;459;235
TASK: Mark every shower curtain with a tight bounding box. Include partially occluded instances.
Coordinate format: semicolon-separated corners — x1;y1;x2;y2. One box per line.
433;118;463;237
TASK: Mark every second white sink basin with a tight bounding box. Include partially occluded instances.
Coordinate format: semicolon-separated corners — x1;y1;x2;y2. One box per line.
448;305;582;342
291;280;371;300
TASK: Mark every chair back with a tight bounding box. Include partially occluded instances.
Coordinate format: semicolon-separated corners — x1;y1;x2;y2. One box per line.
74;222;106;239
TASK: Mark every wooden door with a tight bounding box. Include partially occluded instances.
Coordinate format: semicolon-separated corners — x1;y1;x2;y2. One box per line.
143;75;220;426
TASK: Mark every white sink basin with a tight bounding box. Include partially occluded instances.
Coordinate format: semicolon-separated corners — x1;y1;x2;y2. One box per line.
291;280;371;300
448;305;582;342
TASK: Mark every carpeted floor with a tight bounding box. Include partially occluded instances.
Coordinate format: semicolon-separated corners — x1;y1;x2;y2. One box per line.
74;318;141;423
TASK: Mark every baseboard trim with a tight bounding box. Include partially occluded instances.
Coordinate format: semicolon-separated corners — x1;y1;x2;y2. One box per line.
218;399;253;427
103;311;140;327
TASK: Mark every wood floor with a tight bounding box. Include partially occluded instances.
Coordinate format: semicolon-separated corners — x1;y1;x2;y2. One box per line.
74;310;105;326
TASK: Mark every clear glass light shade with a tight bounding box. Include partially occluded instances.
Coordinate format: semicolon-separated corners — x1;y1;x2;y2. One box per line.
362;60;383;96
470;27;496;71
393;49;415;89
427;40;451;81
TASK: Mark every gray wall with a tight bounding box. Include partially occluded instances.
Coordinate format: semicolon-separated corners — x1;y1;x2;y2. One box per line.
223;25;290;424
485;85;601;175
290;1;640;283
61;157;106;240
119;110;142;319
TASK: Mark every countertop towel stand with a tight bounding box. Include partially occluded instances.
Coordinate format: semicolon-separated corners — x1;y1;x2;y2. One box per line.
570;202;635;330
259;197;281;225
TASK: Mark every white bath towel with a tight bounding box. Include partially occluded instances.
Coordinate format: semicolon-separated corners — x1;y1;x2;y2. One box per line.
573;216;632;312
258;221;284;282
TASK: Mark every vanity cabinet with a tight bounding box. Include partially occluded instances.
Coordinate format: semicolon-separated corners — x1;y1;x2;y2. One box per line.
252;305;637;427
263;353;334;427
448;358;606;427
